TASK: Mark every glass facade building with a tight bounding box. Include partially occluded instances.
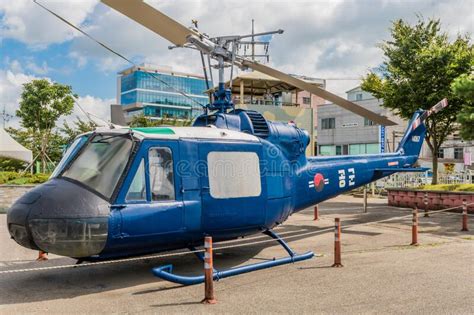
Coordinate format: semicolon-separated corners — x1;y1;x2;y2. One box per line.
119;65;210;119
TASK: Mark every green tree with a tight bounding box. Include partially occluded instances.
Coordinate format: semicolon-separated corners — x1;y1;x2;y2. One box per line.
0;157;26;172
16;79;75;172
61;117;97;144
129;114;160;127
129;114;192;127
451;73;474;140
361;18;473;184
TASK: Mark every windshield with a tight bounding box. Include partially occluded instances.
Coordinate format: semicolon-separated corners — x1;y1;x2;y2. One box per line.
51;135;89;178
61;134;133;199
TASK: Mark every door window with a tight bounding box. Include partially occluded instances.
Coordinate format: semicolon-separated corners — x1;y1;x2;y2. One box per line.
126;159;146;202
207;151;261;199
149;147;175;201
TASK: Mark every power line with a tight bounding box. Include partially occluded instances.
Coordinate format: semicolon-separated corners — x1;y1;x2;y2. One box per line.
33;0;205;109
324;78;361;81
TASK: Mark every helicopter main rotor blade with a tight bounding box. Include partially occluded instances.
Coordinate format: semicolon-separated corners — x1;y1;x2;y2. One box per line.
241;60;397;126
101;0;196;46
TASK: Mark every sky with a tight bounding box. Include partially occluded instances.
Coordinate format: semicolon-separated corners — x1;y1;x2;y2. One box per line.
0;0;473;127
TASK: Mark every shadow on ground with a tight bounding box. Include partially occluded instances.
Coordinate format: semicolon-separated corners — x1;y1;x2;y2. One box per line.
1;200;471;305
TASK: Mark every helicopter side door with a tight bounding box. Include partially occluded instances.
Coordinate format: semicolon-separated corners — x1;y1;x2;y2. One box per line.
113;140;185;246
199;141;267;233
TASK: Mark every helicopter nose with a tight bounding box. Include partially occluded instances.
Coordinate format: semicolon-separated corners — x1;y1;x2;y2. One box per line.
7;178;110;258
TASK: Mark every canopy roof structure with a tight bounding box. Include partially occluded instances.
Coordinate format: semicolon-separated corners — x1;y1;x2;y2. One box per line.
206;71;326;96
0;128;33;163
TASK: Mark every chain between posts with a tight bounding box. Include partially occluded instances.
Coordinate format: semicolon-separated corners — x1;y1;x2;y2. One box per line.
1;202;472;275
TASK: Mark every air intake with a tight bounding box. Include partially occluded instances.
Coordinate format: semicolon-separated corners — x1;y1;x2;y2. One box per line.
245;110;270;138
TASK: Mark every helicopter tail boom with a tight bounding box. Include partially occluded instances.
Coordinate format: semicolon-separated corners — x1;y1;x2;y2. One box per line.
293;99;448;211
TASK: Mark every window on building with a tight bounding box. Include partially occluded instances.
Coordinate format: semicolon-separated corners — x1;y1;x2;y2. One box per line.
126;159;146;202
366;143;380;154
364;117;375;126
356;93;363;101
321;118;335;130
454;147;463;160
437;148;445;159
302;97;311;105
349;143;380;155
336;145;342;155
149;148;175;201
319;145;336;156
207;152;261;199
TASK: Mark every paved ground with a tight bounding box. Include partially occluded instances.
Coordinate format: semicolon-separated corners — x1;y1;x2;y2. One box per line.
0;195;473;314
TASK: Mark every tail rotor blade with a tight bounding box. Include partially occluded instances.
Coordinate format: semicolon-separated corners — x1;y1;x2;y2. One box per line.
241;60;397;126
427;98;448;116
101;0;196;46
411;98;448;130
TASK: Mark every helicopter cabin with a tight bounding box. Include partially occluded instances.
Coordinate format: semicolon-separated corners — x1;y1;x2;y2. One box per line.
51;126;286;256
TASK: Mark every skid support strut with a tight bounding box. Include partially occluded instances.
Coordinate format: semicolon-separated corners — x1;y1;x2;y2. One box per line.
152;230;314;285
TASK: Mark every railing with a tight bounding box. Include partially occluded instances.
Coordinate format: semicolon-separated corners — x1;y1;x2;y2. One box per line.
236;99;300;107
378;170;473;189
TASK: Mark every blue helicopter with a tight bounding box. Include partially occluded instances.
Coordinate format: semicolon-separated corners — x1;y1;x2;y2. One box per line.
7;0;448;285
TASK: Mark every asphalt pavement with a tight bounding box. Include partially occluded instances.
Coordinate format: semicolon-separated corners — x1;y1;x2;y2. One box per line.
1;195;473;314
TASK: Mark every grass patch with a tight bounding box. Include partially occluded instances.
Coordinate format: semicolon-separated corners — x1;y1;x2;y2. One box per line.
420;184;474;192
0;171;50;185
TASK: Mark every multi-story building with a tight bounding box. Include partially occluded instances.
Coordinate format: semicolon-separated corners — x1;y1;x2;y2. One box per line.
116;64;210;121
317;86;473;172
317;86;405;156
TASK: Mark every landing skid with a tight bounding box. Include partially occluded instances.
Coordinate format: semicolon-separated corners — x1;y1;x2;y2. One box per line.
152;229;314;285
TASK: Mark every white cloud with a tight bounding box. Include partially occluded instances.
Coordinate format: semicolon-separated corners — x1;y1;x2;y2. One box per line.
65;95;113;126
65;0;473;97
9;59;24;73
0;0;99;48
25;60;50;75
0;68;40;127
1;0;472;104
0;62;111;129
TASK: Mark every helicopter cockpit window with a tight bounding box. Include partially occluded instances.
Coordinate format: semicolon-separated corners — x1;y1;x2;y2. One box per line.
149;147;175;201
61;134;133;200
126;159;146;202
50;135;88;179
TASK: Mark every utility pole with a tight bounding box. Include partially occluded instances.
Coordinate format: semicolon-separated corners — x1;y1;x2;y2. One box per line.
1;105;13;128
251;19;255;61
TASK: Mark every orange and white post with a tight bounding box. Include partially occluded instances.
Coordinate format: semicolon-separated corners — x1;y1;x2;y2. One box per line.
202;236;217;304
332;218;343;267
461;200;469;232
313;205;319;221
411;208;419;246
36;250;48;261
423;193;429;217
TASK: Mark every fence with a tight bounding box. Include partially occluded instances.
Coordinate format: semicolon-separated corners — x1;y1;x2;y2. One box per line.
378;170;473;189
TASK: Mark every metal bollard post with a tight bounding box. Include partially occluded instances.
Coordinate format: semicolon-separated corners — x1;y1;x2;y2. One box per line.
332;218;343;267
461;200;469;232
313;205;319;221
423;193;429;217
363;186;368;213
411;208;419;246
201;236;217;304
36;251;48;261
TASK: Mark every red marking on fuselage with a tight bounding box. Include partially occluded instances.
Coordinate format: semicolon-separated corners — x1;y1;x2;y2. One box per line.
314;173;325;192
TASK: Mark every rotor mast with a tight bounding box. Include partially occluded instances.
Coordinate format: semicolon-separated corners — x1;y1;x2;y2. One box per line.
100;0;397;126
203;27;284;113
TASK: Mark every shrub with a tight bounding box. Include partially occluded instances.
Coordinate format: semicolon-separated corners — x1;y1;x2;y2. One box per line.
0;172;50;185
420;184;474;192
